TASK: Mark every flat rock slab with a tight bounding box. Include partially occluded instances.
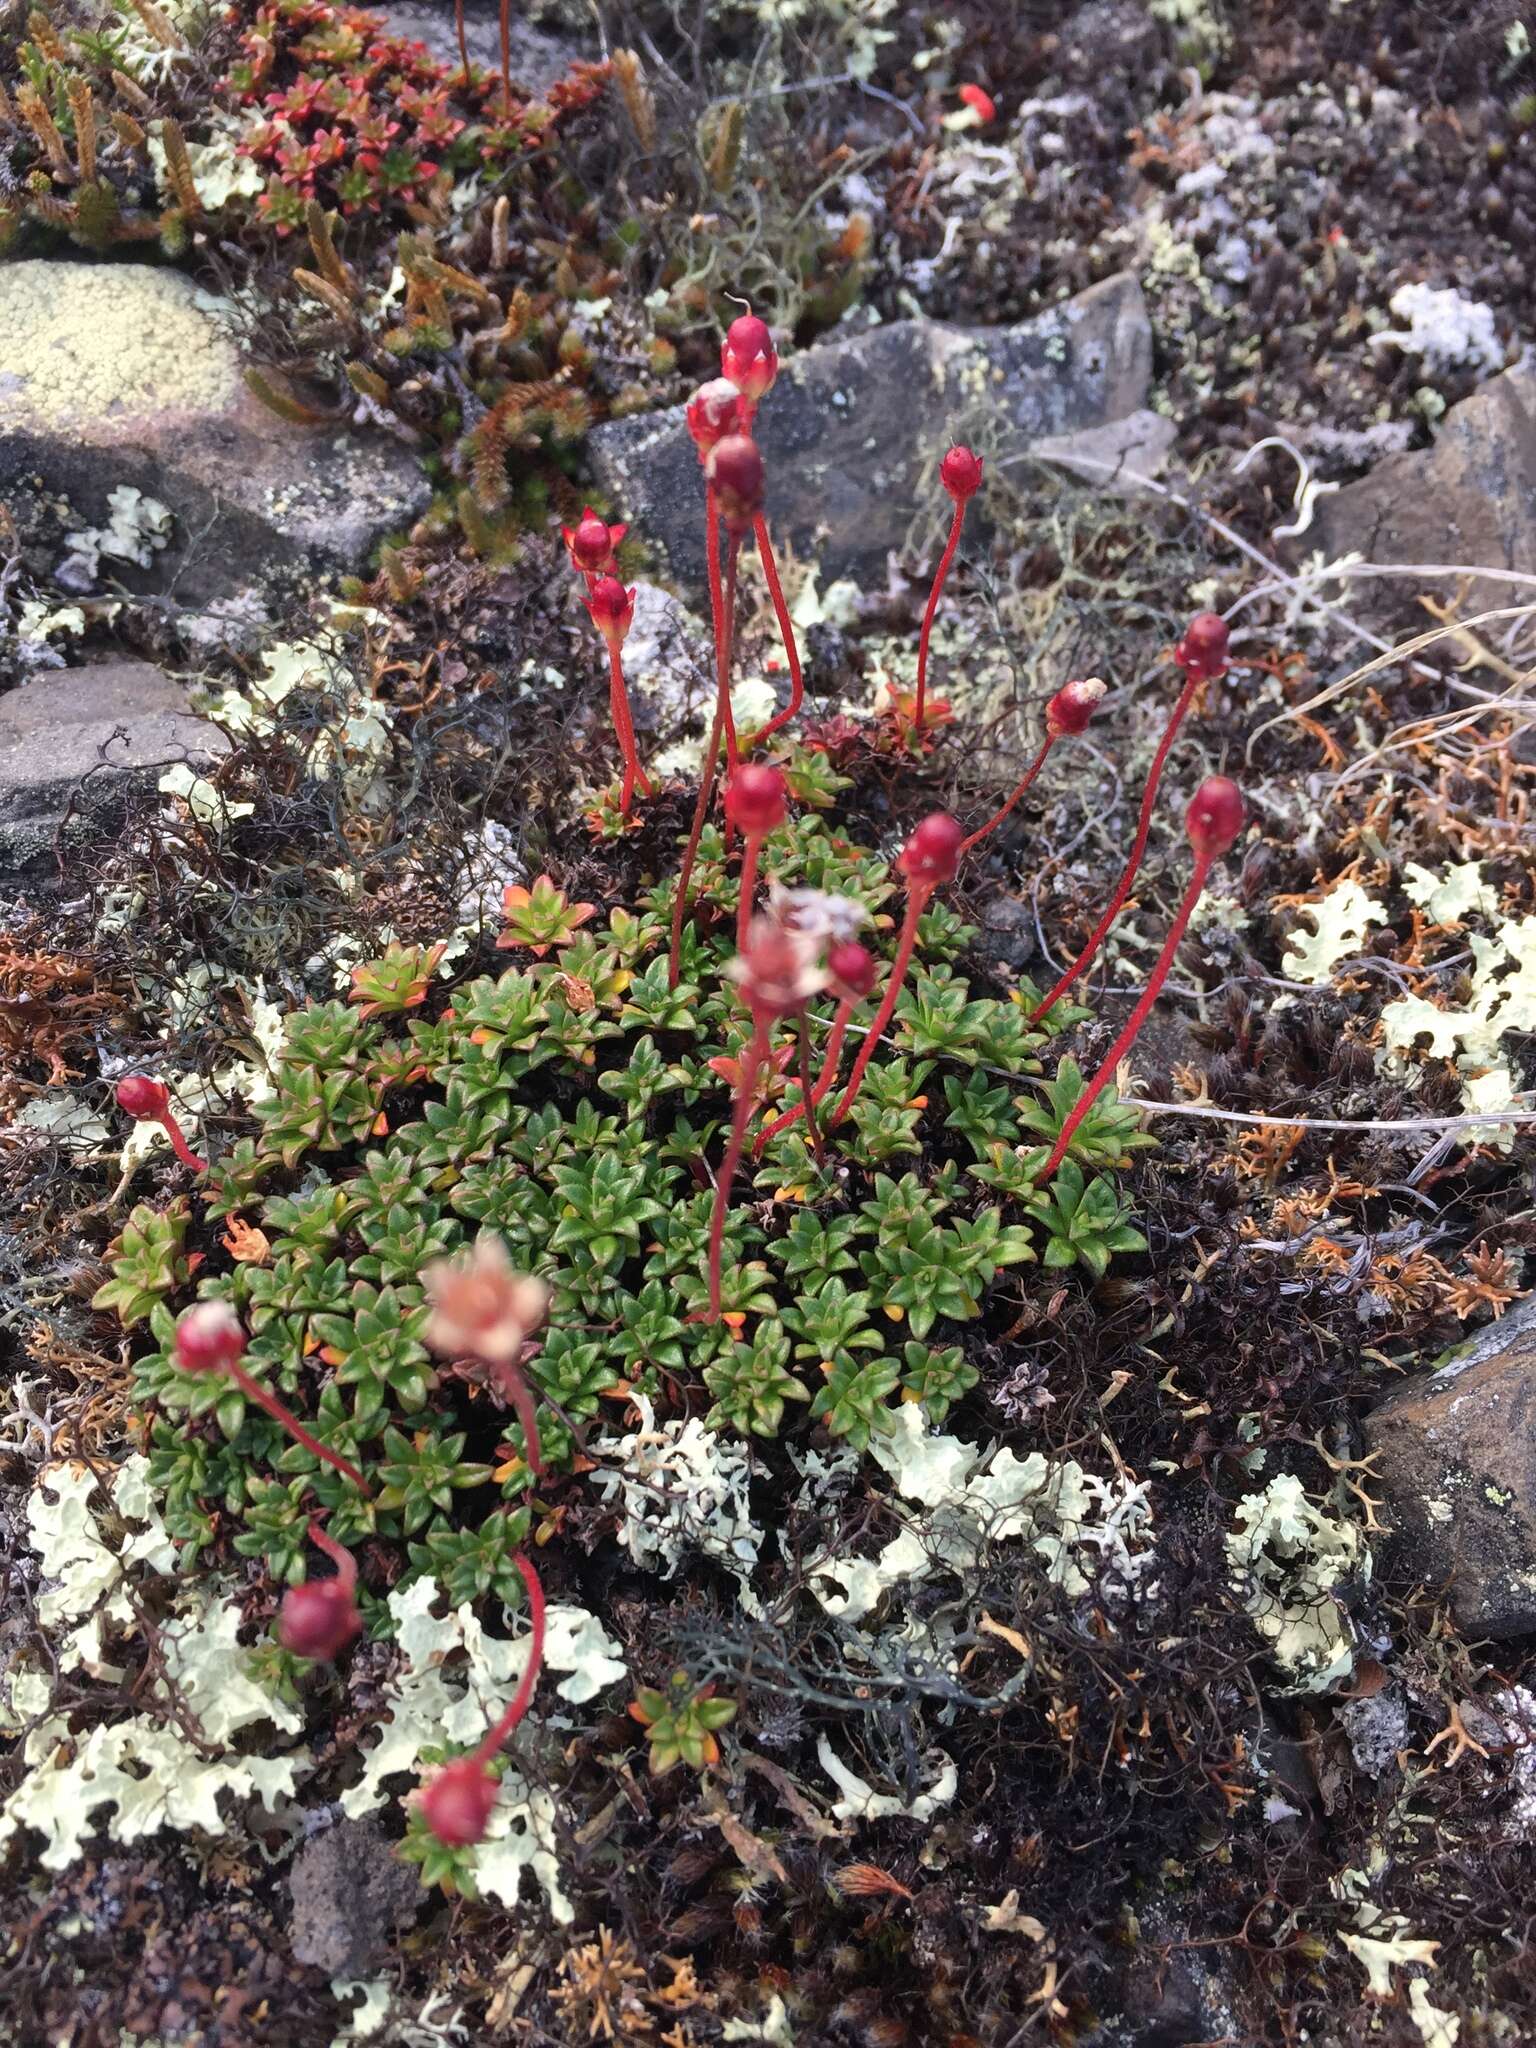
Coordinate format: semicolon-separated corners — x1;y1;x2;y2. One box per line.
587;274;1153;596
0;262;431;604
0;660;223;887
1364;1295;1536;1638
1313;362;1536;620
376;0;586;90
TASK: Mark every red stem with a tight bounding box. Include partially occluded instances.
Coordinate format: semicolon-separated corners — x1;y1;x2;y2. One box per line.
747;512;803;747
498;0;511;116
913;498;966;731
754;995;855;1153
494;1355;543;1480
225;1362;372;1494
705;1020;767;1321
473;1551;546;1762
795;1007;824;1163
668;537;739;989
1037;850;1214;1180
453;0;468;82
959;734;1055;854
704;483;737;765
736;830;763;948
1030;671;1200;1025
156;1110;207;1175
308;1517;357;1592
606;640;652;813
829;884;933;1128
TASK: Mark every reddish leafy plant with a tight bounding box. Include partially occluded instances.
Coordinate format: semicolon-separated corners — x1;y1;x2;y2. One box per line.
1037;774;1245;1180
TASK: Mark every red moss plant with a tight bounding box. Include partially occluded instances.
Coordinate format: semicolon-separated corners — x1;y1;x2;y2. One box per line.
754;937;878;1155
726;764;788;947
115;1074;207;1173
1036;775;1245;1181
174;1302;372;1494
910;446;983;736
422;1239;551;1480
959;678;1106;855
1030;611;1231;1025
419;1548;547;1847
702;916;828;1321
585;575;652;818
278;1520;362;1661
668;432;766;989
829;814;964;1129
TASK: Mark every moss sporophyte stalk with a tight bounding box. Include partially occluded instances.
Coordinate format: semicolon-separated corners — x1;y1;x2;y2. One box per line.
96;302;1261;1863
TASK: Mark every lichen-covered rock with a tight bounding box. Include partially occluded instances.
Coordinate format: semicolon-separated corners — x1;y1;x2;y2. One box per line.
288;1820;421;1977
587;275;1154;596
0;262;430;603
0;661;225;890
1364;1295;1536;1638
1313;361;1536;619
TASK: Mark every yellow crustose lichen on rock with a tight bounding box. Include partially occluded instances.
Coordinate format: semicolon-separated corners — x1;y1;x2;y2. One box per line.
0;261;242;429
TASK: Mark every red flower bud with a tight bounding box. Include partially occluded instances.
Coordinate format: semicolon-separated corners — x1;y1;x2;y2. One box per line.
939;445;984;502
725;764;787;836
1045;677;1106;738
720;313;778;404
1186;775;1245;859
959;83;997;123
175;1300;247;1376
1174;612;1230;682
585;576;636;649
563;506;624;576
898;812;964;888
686;377;744;457
706;433;765;535
421;1756;500;1847
116;1074;170;1119
278;1575;361;1661
828;941;878;999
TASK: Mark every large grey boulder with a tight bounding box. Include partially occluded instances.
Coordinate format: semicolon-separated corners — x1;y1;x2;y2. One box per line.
0;661;224;889
1364;1295;1536;1639
376;0;585;90
0;262;430;605
1313;362;1536;620
587;274;1155;596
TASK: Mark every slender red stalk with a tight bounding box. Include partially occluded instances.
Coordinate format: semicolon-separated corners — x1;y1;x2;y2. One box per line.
1037;850;1214;1180
116;1076;207;1172
605;640;653;813
747;512;803;746
310;1519;356;1582
452;0;468;81
913;499;966;732
960;734;1054;853
704;483;737;764
499;0;512;115
754;996;855;1153
495;1357;543;1480
704;1020;767;1321
159;1113;206;1174
794;1008;824;1163
474;1551;546;1761
226;1360;372;1493
669;539;740;988
828;885;932;1128
736;830;765;947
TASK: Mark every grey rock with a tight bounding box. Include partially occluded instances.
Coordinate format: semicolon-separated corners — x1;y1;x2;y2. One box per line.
0;660;224;887
1030;409;1177;490
1312;361;1536;619
376;0;585;90
289;1819;421;1977
1338;1686;1409;1777
0;262;431;605
1053;3;1164;84
1364;1294;1536;1638
587;275;1154;597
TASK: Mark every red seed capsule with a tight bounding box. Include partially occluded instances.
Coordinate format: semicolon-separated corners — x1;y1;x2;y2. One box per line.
939;445;984;502
422;1756;500;1847
564;507;624;576
707;434;765;534
175;1301;247;1376
725;764;787;836
686;377;745;457
828;941;878;999
1186;775;1245;859
720;313;778;404
116;1074;170;1119
899;812;965;888
1174;612;1230;682
278;1577;361;1661
585;576;636;649
1045;677;1106;738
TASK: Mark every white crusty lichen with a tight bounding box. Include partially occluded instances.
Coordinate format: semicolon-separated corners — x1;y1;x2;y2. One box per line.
588;1396;761;1583
27;1456;175;1676
1370;282;1504;381
809;1403;1158;1624
1227;1473;1364;1693
815;1738;957;1823
1280;877;1385;985
342;1578;625;1919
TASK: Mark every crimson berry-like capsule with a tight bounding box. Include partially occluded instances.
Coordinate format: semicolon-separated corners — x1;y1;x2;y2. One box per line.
827;941;878;999
706;433;765;534
898;812;965;888
421;1756;500;1847
278;1576;361;1661
1174;611;1230;682
1186;775;1245;859
939;445;984;502
720;313;778;404
116;1074;170;1119
175;1300;247;1375
1045;677;1106;738
585;576;636;650
564;507;624;576
686;377;745;457
725;764;787;835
